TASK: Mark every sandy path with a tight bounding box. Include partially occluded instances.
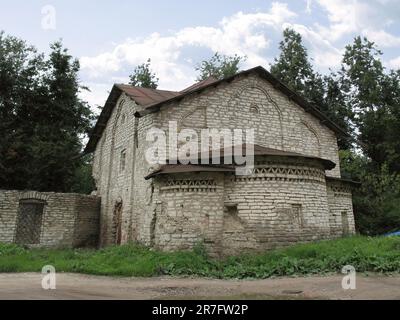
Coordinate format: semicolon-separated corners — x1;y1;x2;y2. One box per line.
0;273;399;300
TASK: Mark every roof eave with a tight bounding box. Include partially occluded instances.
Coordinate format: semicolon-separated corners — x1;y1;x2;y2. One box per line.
84;84;124;154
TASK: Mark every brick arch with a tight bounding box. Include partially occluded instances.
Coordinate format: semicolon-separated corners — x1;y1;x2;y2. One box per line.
18;191;49;202
177;105;207;130
230;85;283;117
229;85;283;149
300;120;321;157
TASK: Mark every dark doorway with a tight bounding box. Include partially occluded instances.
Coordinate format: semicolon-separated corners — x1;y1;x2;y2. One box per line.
341;211;349;236
112;201;123;245
15;199;45;245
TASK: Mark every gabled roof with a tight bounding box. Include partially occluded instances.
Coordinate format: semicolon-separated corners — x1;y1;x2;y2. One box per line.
115;84;180;106
134;67;348;138
84;66;349;154
144;144;336;179
180;76;218;93
84;85;179;153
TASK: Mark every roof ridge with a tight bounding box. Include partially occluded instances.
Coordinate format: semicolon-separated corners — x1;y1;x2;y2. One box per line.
116;83;179;94
180;76;219;93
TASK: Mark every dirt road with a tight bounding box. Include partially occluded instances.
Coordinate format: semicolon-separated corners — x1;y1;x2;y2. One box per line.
0;273;399;300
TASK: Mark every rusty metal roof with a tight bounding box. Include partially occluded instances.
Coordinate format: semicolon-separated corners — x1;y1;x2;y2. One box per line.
84;84;179;153
180;76;218;93
145;144;336;179
167;144;336;170
326;176;361;187
116;84;180;106
145;164;235;180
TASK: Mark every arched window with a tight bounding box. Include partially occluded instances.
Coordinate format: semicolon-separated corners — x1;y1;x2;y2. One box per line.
120;149;127;172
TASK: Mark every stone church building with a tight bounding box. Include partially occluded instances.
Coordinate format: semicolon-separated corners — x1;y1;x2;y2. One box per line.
85;66;356;256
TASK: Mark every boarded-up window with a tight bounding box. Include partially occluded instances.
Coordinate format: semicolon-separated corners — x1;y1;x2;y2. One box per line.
292;204;303;227
341;211;349;236
120;149;126;172
15;199;45;244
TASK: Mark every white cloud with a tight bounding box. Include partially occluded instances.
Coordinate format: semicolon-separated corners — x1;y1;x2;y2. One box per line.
79;83;110;114
315;0;360;41
79;2;297;94
78;0;400;109
315;0;400;43
386;56;400;70
80;52;121;78
283;23;343;70
363;29;400;47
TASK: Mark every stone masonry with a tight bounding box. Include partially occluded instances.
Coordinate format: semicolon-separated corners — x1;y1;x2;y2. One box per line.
88;66;357;256
0;190;100;248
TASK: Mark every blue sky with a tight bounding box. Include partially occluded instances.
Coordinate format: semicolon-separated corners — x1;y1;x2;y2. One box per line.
1;0;400;109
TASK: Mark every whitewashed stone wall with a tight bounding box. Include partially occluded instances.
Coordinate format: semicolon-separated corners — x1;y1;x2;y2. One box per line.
149;157;347;257
0;190;100;247
326;179;356;237
152;173;225;256
156;73;341;177
93;94;139;245
92;72;355;253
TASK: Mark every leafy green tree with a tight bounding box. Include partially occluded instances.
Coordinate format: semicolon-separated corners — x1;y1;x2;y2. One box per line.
321;74;354;150
271;28;316;97
0;32;44;189
70;154;95;194
340;150;400;235
129;58;159;88
0;32;94;192
196;52;246;81
340;36;400;172
271;28;353;149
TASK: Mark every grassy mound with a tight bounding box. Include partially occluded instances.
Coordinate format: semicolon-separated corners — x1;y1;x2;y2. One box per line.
1;236;400;278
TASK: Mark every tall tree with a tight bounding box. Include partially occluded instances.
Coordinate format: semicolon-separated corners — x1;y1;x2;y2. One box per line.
340;36;400;171
0;32;94;192
0;32;45;189
129;58;159;88
271;28;316;97
196;52;246;81
322;73;354;150
339;37;400;235
271;28;352;149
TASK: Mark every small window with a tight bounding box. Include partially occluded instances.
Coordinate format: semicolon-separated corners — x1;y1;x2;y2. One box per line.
121;114;126;124
249;104;260;114
120;149;126;172
291;204;303;227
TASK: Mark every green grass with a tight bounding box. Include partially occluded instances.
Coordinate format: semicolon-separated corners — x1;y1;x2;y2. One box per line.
1;236;400;278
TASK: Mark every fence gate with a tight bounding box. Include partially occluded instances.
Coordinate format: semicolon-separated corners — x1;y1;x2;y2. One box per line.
15;200;45;245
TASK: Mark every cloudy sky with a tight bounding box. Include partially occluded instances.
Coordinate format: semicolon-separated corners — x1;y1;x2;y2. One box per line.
1;0;400;110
